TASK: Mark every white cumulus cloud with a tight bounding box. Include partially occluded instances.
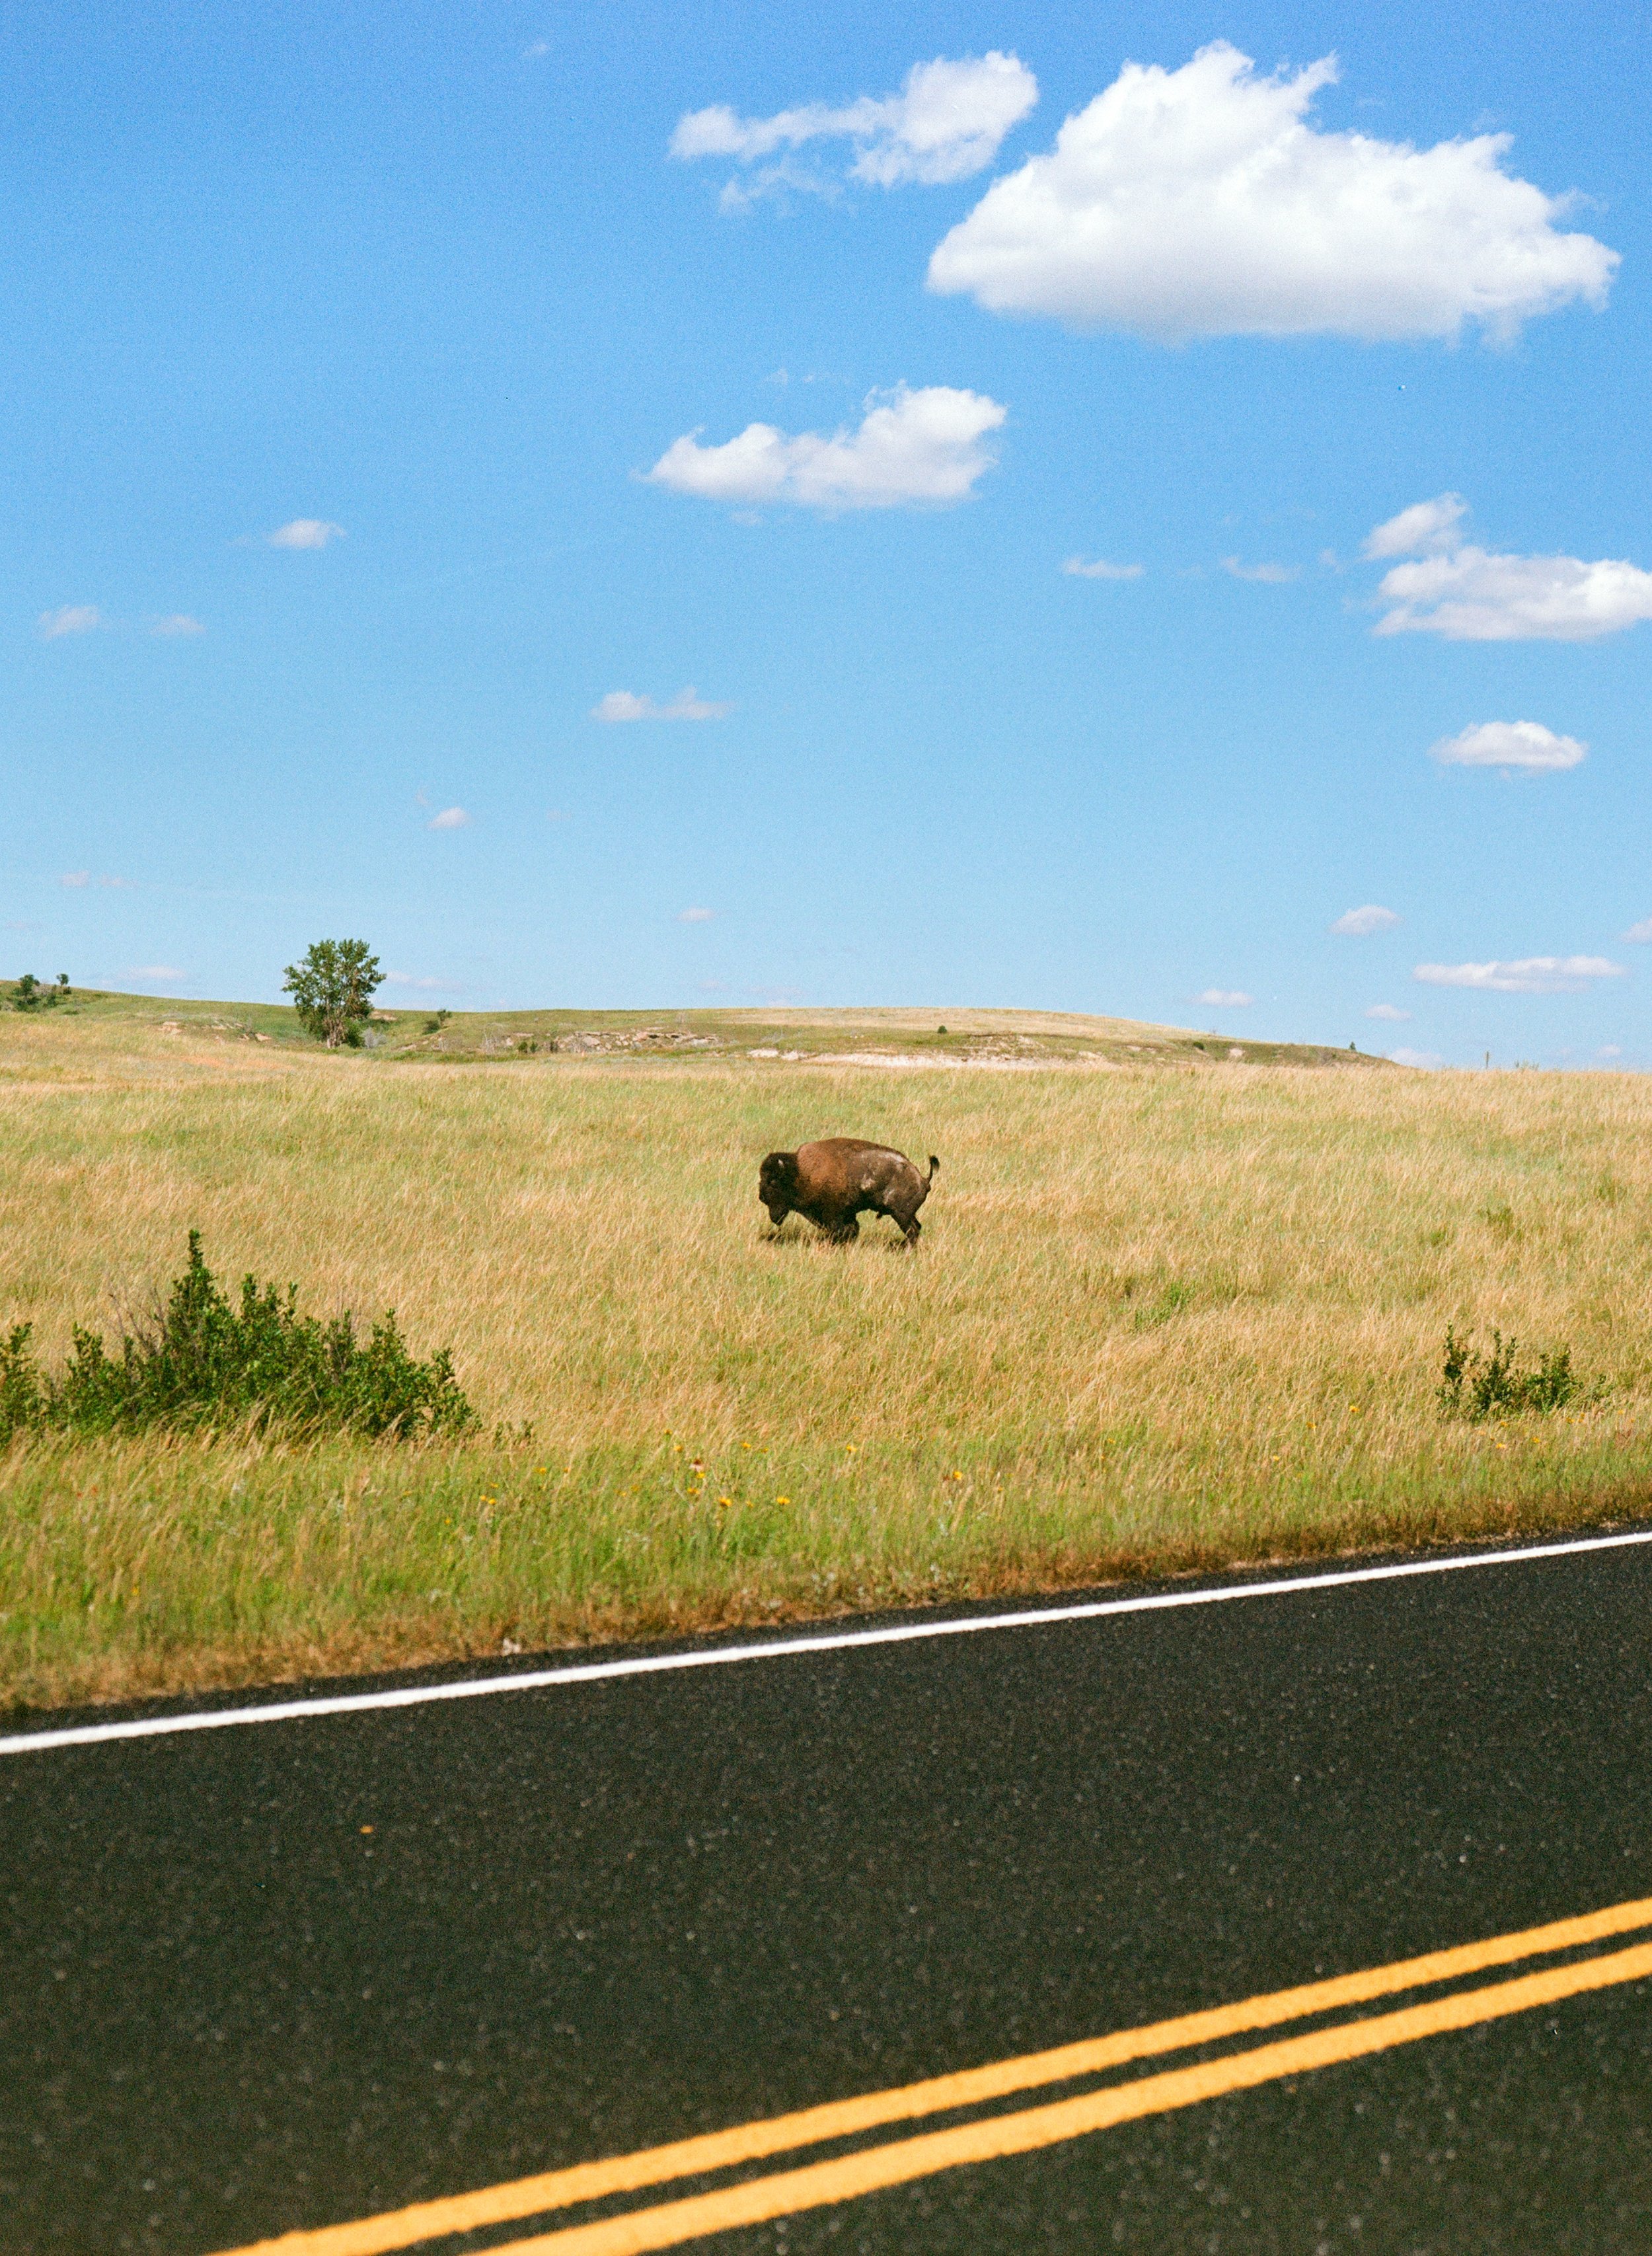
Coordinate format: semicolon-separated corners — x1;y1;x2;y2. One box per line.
1367;496;1652;641
428;806;470;830
1199;987;1253;1007
386;971;462;991
1414;956;1625;995
1431;720;1587;772
151;614;206;638
1332;905;1400;936
592;688;733;722
646;385;1006;511
1621;919;1652;944
38;605;102;638
1062;555;1144;580
677;907;715;924
268;519;345;550
60;871;91;888
671;53;1037;202
1390;1047;1444;1069
1366;1003;1412;1022
926;41;1616;341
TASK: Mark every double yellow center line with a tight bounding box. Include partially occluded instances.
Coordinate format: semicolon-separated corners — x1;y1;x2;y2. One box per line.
222;1893;1652;2256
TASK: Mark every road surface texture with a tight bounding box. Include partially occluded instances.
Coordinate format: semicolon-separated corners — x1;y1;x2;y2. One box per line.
7;1530;1652;2255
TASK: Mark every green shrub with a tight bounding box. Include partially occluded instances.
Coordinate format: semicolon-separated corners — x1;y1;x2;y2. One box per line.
0;1324;44;1437
0;1233;474;1445
9;973;69;1012
1438;1324;1584;1421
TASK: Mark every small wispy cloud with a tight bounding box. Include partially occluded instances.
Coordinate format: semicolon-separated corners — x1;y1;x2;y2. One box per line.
1220;556;1298;584
593;687;733;722
131;964;182;980
151;614;206;638
99;874;133;889
1414;956;1626;995
646;384;1005;512
1430;720;1587;772
671;53;1037;205
1332;905;1400;936
268;519;345;550
1390;1047;1444;1069
1199;987;1254;1007
1365;1002;1411;1022
546;808;573;823
1062;556;1144;580
60;871;92;888
1623;918;1652;944
1365;494;1468;560
386;971;462;991
428;806;470;830
523;39;550;58
38;605;102;639
677;906;715;923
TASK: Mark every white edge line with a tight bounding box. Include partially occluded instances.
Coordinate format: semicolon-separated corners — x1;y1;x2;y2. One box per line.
6;1526;1651;1756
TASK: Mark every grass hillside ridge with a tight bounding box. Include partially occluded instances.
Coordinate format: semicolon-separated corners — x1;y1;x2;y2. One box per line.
1;1000;1642;1713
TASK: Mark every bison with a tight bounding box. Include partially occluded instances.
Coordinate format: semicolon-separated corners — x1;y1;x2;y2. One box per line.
759;1137;939;1247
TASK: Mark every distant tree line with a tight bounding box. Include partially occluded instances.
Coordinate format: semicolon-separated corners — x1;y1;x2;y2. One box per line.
9;973;71;1011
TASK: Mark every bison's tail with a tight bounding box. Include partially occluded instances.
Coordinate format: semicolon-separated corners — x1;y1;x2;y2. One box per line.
927;1154;940;1182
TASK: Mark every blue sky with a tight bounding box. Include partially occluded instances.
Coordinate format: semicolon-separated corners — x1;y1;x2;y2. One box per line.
5;1;1649;1064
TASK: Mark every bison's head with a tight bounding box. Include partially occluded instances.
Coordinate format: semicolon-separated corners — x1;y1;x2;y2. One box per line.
758;1149;797;1222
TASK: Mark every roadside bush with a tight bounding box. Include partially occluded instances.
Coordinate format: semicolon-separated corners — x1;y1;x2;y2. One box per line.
0;1324;44;1436
0;1233;475;1445
1438;1325;1584;1421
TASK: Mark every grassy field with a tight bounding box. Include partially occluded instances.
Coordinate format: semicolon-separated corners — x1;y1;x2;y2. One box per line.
3;995;1649;1713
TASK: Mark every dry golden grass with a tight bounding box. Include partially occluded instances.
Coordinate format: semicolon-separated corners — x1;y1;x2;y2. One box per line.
3;1006;1650;1711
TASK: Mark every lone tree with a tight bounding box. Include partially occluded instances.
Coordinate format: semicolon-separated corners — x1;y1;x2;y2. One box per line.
282;939;383;1047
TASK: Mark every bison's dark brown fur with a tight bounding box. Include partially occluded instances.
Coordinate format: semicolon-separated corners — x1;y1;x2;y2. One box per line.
758;1137;939;1247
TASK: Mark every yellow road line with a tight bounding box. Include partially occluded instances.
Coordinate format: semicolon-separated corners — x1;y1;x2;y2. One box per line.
214;1893;1652;2256
488;1937;1652;2256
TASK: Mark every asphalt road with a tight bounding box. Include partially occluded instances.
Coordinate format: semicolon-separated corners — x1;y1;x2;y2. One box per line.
8;1532;1652;2255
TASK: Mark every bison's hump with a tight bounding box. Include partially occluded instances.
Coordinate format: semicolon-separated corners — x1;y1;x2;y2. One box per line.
798;1136;903;1164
